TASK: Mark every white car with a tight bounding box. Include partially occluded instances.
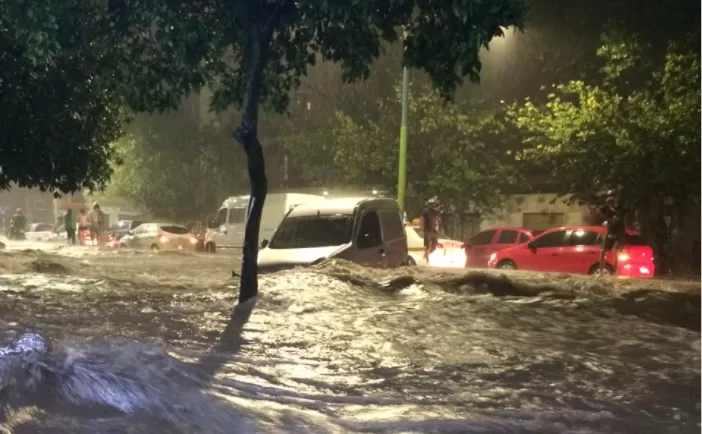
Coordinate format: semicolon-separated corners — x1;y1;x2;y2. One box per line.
405;224;466;268
25;223;59;242
119;222;199;252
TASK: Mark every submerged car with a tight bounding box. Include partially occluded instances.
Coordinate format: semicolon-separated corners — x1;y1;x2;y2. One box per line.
25;223;58;242
463;226;536;268
488;225;655;278
119;222;199;252
257;197;409;273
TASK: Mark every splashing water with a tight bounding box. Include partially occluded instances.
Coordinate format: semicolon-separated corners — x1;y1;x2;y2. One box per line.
0;253;699;433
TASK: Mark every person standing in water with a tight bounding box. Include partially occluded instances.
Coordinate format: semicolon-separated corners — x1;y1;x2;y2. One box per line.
64;209;77;245
77;208;90;245
421;196;444;263
598;190;625;276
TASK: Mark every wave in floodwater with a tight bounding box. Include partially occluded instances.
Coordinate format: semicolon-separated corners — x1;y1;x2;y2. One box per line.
0;255;699;433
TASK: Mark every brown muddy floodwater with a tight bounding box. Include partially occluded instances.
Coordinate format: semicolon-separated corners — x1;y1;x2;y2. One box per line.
0;243;699;433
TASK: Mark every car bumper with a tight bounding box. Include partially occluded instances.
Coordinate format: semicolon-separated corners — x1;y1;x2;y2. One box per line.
617;261;655;278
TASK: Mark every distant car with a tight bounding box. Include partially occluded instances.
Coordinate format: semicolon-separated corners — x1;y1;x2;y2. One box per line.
119;222;199;252
108;220;144;241
25;223;58;242
405;224;465;268
487;226;655;278
463;227;536;268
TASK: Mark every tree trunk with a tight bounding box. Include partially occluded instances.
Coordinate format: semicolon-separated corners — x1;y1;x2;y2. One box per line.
233;18;274;304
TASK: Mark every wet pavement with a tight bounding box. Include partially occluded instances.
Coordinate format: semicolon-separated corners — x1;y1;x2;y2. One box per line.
0;243;699;433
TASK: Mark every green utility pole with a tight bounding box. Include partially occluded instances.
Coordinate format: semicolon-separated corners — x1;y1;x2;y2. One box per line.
397;65;409;215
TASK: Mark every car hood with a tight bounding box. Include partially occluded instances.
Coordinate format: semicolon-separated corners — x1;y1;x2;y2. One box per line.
258;245;348;268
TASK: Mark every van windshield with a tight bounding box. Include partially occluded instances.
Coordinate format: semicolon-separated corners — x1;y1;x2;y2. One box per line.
270;214;354;249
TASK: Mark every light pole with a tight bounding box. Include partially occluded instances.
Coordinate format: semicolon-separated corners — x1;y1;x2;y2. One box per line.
396;31;410;215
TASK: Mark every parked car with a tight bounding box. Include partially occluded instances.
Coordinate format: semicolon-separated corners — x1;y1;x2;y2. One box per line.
487;226;655;278
119;222;199;252
257;197;408;273
405;224;465;267
25;223;58;242
463;227;536;268
108;220;144;241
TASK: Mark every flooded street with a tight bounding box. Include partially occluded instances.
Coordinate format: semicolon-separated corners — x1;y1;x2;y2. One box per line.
0;244;699;433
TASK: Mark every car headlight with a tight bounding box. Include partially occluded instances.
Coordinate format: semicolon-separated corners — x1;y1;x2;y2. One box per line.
489;253;497;262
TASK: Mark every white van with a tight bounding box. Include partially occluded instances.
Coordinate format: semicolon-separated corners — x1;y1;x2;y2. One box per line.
204;193;324;252
257;197;410;273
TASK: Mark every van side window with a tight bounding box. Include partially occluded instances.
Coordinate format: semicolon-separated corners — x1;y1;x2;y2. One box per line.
357;211;382;249
228;208;246;224
215;208;228;226
379;211;404;241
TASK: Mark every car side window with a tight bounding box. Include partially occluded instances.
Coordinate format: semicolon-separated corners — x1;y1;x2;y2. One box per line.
497;230;518;244
519;233;530;243
567;230;600;246
470;230;496;246
532;230;567;248
379;211;404;242
356;211;382;249
134;225;147;235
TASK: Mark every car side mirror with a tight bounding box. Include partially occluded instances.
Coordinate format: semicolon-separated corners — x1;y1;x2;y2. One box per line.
207;219;217;229
527;241;537;251
261;239;269;248
127;229;134;236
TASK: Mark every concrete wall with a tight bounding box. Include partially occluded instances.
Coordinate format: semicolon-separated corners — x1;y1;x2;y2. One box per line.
482;193;588;231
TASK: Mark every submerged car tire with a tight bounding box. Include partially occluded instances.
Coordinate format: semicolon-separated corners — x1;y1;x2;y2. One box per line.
496;260;517;270
406;256;417;266
205;242;216;254
588;263;614;276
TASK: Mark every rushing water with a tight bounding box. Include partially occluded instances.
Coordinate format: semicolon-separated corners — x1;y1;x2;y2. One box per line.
0;248;699;433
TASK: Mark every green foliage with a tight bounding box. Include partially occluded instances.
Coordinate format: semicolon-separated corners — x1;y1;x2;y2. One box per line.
508;36;700;268
109;115;246;221
284;83;520;216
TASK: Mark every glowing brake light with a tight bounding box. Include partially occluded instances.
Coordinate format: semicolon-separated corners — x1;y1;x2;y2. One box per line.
617;252;630;262
189;236;198;244
159;234;169;243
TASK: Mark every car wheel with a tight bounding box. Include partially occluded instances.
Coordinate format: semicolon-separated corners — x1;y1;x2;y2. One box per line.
205;242;216;254
589;263;614;276
497;260;517;270
150;244;159;253
406;256;417;266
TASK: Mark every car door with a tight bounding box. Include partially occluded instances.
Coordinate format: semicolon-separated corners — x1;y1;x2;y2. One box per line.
352;209;387;268
131;224;152;248
493;229;519;255
466;229;498;267
379;210;407;267
227;207;247;247
519;229;568;272
560;229;601;274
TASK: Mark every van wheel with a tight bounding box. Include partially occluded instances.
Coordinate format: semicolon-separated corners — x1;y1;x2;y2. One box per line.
205;242;216;254
497;260;517;270
150;244;159;253
589;263;614;276
406;256;417;266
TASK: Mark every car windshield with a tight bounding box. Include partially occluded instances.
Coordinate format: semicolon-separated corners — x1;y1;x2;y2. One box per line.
159;225;189;235
270;214;354;249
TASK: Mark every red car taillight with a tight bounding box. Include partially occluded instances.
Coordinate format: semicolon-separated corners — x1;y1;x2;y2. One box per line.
159;234;169;243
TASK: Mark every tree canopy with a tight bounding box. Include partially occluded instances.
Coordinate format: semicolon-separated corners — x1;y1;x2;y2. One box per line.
507;36;700;270
109;114;247;222
283;83;520;217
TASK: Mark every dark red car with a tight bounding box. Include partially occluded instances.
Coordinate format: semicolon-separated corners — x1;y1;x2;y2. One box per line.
487;225;655;278
463;227;536;268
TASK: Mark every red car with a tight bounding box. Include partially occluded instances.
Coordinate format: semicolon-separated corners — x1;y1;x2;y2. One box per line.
463;227;536;268
487;226;655;278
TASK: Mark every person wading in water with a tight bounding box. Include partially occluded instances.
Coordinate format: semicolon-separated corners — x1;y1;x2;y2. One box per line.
421;196;444;264
598;190;625;276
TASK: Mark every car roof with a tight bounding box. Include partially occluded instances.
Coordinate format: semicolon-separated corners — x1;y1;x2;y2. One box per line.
288;197;397;217
480;226;533;232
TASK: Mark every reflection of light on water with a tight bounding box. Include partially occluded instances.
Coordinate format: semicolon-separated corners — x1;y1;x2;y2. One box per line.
427;248;465;268
0;273;98;292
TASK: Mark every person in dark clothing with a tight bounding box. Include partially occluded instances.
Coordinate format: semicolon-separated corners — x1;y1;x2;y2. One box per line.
421;196;444;263
598;190;625;275
64;209;77;245
8;208;27;239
